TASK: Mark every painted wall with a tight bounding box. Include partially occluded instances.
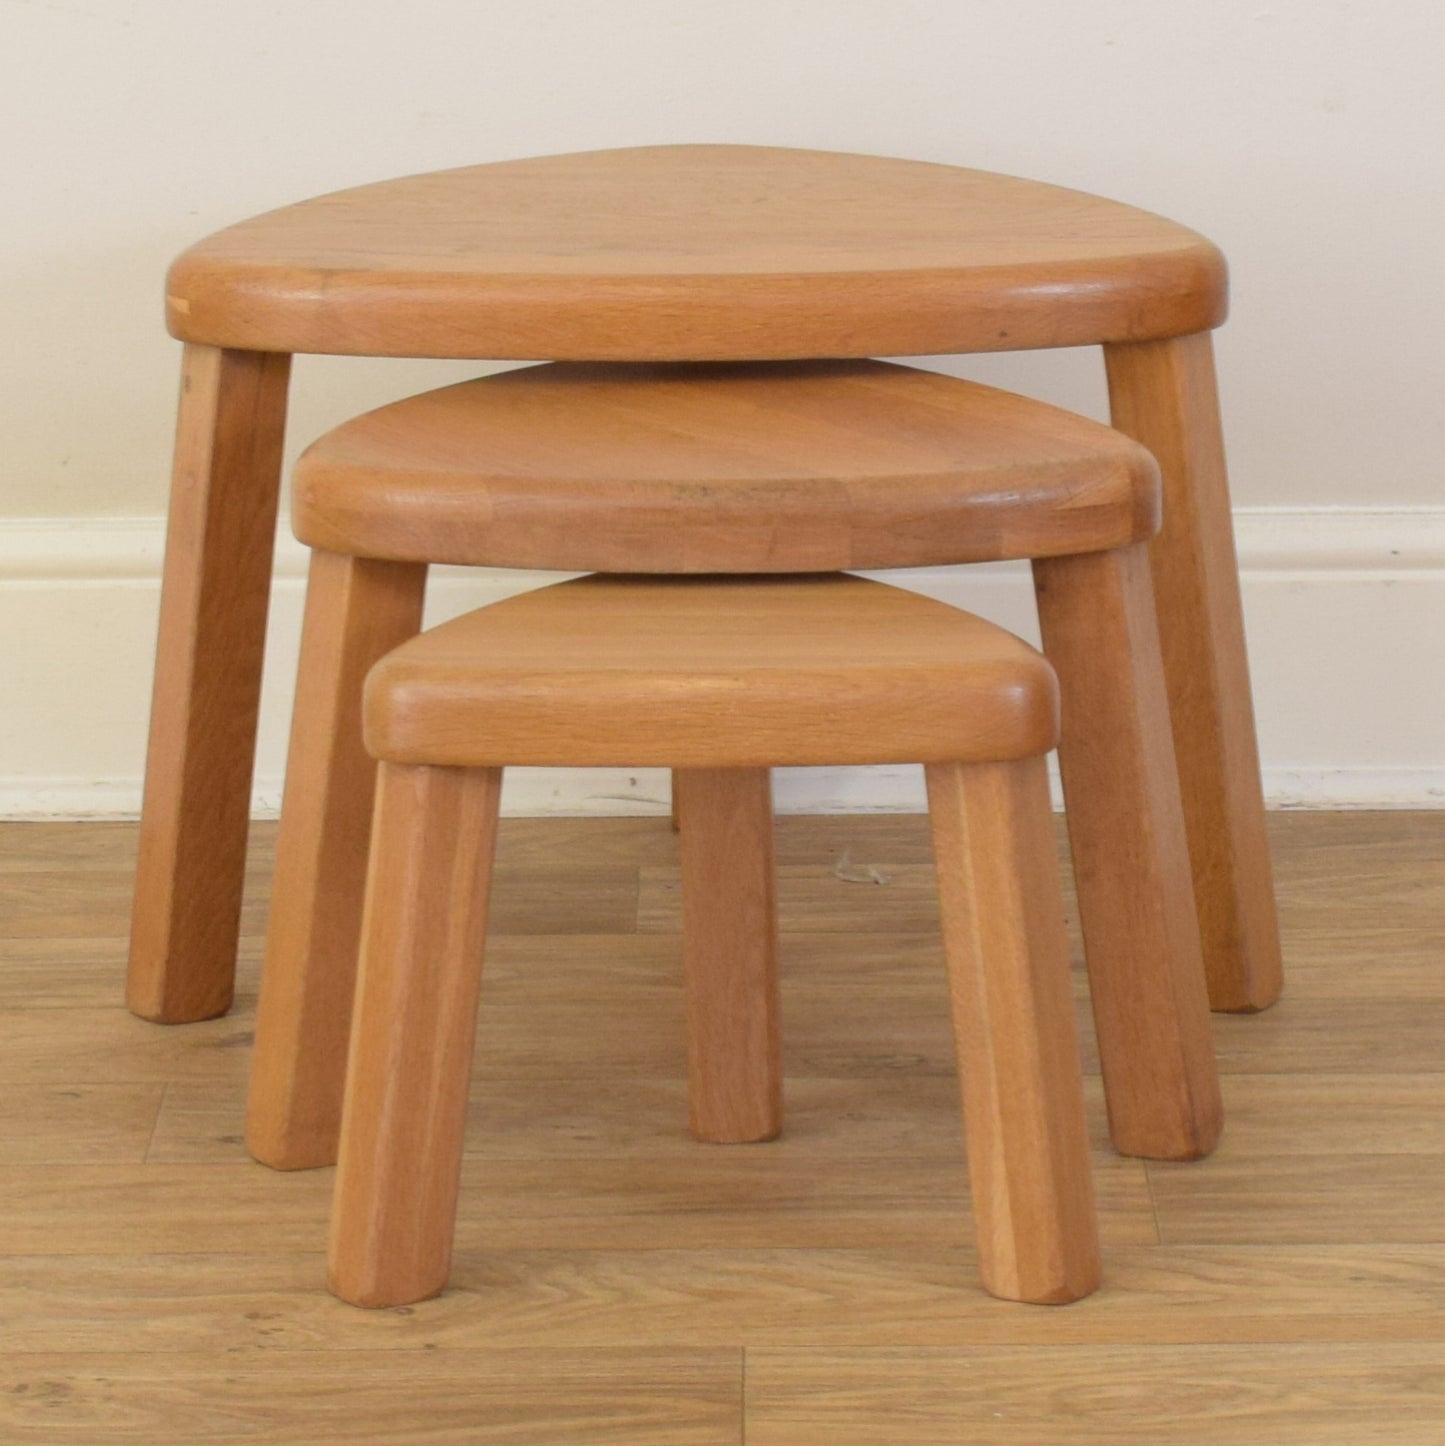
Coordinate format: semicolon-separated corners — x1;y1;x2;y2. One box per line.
4;1;1444;811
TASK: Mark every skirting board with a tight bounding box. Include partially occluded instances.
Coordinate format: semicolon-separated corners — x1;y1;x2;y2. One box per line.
2;508;1444;817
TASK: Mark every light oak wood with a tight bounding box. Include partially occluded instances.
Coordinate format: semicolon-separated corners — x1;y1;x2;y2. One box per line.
926;758;1100;1304
364;575;1059;769
329;763;502;1308
247;551;426;1170
1106;332;1284;1012
292;360;1159;573
126;345;290;1023
675;769;782;1144
340;577;1099;1306
1034;544;1223;1160
166;145;1226;360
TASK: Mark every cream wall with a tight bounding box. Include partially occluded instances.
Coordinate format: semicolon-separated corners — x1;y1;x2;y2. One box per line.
4;1;1444;812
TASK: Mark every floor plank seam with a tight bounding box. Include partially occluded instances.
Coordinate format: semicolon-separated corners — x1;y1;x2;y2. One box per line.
140;1079;170;1166
1142;1158;1164;1245
740;1345;747;1446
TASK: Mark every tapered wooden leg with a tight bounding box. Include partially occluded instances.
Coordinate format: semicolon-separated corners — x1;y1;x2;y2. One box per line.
1106;333;1283;1012
247;551;428;1170
329;763;501;1309
1034;545;1223;1160
670;769;682;831
675;767;782;1143
926;758;1100;1305
127;346;291;1023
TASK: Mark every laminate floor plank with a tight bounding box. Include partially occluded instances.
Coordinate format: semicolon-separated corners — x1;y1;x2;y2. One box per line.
638;862;948;935
150;1073;973;1164
1207;999;1445;1074
3;1244;1442;1356
0;821;140;872
1212;1073;1445;1155
0;1008;255;1085
0;1083;165;1165
144;1071;1445;1173
0;864;638;945
0;1153;1160;1256
0;869;269;941
486;864;641;936
0;1347;742;1445
743;1343;1445;1444
1150;1153;1445;1244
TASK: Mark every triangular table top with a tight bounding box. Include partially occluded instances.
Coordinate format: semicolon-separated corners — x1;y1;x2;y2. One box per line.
167;145;1225;360
292;360;1157;573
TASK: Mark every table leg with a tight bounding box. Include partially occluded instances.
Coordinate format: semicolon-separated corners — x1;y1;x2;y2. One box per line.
675;766;782;1144
925;756;1101;1304
1034;546;1222;1161
127;345;291;1022
329;761;501;1308
1104;332;1283;1013
248;551;427;1169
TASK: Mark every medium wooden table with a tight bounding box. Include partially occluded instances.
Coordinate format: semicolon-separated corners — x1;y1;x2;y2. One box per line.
128;143;1282;1023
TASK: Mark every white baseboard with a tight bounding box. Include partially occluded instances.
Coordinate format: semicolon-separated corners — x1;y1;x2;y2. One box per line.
3;508;1444;817
1259;767;1445;810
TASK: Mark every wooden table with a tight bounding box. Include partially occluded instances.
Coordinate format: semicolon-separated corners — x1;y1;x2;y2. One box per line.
128;144;1282;1023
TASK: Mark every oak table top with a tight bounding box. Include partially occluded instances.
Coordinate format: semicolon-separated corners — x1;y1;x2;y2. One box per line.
291;359;1158;573
165;144;1226;360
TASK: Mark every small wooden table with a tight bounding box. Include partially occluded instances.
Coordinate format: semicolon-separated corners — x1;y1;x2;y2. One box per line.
128;144;1282;1023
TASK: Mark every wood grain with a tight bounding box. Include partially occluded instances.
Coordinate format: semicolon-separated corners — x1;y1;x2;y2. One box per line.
13;990;1445;1091
1149;1153;1445;1245
364;574;1059;769
744;1344;1445;1444
0;1349;742;1445
6;867;268;942
293;359;1158;573
3;1245;1444;1355
3;814;1441;1440
126;346;290;1024
638;861;950;937
330;764;502;1307
166;145;1226;359
1034;544;1222;1159
0;1084;165;1165
926;759;1099;1303
675;768;782;1144
145;1073;1445;1171
0;1154;1156;1258
247;551;426;1171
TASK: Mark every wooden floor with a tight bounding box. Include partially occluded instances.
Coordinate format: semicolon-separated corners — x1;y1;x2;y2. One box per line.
0;810;1443;1443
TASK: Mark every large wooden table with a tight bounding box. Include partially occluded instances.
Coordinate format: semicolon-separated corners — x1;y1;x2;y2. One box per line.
127;144;1282;1023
